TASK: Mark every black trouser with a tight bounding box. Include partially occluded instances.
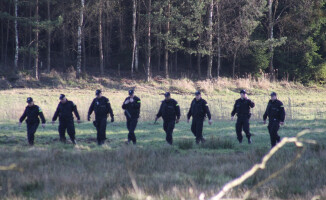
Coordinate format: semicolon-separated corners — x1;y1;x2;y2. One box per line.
95;117;107;144
27;122;39;145
191;118;204;143
163;120;175;145
58;119;76;143
127;118;138;144
268;120;281;147
236;116;251;142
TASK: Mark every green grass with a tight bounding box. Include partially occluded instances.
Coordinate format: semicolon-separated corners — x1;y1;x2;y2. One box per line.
1;85;326;199
0;119;326;199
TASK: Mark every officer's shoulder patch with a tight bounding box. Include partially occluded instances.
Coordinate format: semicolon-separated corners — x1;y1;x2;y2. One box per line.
38;107;42;112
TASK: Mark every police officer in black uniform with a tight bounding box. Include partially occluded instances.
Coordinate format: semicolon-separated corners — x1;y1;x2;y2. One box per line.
155;92;181;145
187;91;212;144
19;97;46;145
231;90;255;144
52;94;80;144
263;92;285;148
122;90;141;144
88;90;114;145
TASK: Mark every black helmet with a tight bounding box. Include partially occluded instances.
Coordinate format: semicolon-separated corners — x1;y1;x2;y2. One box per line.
27;97;33;103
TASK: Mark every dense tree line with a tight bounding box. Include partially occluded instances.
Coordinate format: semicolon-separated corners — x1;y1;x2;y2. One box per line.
1;0;326;83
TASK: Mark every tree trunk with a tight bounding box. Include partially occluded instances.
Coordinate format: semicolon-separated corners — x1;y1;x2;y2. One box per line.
146;0;151;82
197;54;201;78
99;0;104;75
188;41;192;71
4;3;11;67
14;0;19;70
157;21;162;72
77;0;84;79
1;12;4;64
268;0;274;77
47;0;51;72
34;0;39;80
119;0;124;52
174;52;178;74
28;3;32;69
216;2;221;79
131;0;137;75
232;49;238;79
207;0;214;79
82;32;86;72
135;0;140;71
164;0;171;79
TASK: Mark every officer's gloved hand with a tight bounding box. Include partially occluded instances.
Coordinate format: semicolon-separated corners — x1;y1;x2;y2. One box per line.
42;123;46;128
111;117;114;123
87;116;91;121
176;119;180;124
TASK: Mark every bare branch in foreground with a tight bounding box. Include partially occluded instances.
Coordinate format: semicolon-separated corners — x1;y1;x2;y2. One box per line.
209;129;318;200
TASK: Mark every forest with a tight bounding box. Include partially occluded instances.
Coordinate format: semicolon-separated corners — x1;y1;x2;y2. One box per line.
1;0;326;83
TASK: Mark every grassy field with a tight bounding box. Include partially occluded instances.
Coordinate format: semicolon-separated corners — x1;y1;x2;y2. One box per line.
0;78;326;199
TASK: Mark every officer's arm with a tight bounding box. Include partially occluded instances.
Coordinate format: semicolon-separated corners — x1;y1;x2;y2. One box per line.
175;101;181;120
156;103;163;119
263;103;269;121
38;107;46;124
88;99;95;117
187;101;193;120
249;99;255;108
231;101;237;117
134;97;141;109
279;103;285;122
19;108;27;123
122;98;128;110
204;101;212;120
107;101;114;119
72;103;81;120
52;105;60;121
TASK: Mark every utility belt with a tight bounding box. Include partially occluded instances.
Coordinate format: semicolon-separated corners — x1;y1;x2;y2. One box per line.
237;113;251;119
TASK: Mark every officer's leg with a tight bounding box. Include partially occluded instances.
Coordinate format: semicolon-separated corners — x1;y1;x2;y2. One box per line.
130;118;138;144
243;118;252;144
236;118;243;143
275;122;281;143
58;121;67;143
196;119;204;143
268;122;277;147
95;119;101;144
243;118;251;138
27;123;39;145
191;119;197;138
166;120;175;145
66;120;76;144
163;120;168;133
99;118;107;144
127;119;132;142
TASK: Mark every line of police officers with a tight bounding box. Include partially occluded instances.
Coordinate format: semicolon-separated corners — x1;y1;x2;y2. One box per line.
19;89;285;148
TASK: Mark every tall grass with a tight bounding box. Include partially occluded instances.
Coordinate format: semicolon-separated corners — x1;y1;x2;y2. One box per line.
0;145;325;199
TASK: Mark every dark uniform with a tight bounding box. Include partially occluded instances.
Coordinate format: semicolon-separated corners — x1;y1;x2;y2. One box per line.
52;96;80;144
19;98;46;145
156;95;181;145
122;91;141;144
263;95;285;147
187;95;211;144
88;93;114;145
231;97;255;143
